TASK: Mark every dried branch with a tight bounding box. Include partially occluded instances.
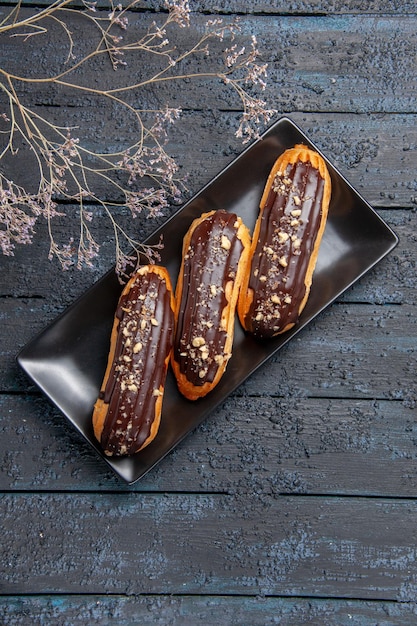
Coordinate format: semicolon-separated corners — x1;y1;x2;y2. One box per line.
0;0;275;279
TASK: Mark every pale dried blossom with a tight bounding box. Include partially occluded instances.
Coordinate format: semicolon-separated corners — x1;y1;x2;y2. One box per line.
48;238;76;271
77;230;100;269
165;0;191;28
243;36;268;90
59;131;80;158
82;1;97;12
115;248;136;279
118;143;183;202
235;94;275;144
126;188;168;219
224;35;268;91
151;106;182;142
0;200;37;255
108;4;129;30
225;45;246;68
114;234;163;281
0;176;62;255
206;18;239;43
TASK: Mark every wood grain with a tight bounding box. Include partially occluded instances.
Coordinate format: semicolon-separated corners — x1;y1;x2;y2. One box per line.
1;394;416;496
2;492;417;599
1;1;416;621
0;109;416;208
10;0;417;13
2;595;417;626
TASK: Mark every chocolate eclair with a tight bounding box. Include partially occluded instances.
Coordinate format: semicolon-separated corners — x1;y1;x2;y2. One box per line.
92;265;175;456
172;209;251;401
238;144;331;338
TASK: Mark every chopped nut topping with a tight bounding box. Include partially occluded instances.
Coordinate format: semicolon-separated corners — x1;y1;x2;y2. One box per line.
192;336;206;347
259;275;267;282
123;355;132;363
198;369;207;379
293;195;301;206
128;383;138;392
255;312;264;321
140;319;147;330
291;209;302;217
221;234;231;250
210;284;217;296
284;295;292;304
271;294;281;304
150;318;159;326
153;389;163;397
290;219;300;227
214;355;224;365
133;342;143;354
279;256;288;267
278;231;289;244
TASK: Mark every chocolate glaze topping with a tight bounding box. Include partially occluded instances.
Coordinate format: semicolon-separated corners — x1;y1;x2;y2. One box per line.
100;270;174;456
245;160;325;338
175;210;244;386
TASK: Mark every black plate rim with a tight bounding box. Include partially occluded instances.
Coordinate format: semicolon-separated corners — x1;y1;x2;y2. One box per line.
17;115;399;484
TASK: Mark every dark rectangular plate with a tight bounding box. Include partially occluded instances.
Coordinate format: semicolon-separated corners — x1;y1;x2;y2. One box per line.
17;117;398;484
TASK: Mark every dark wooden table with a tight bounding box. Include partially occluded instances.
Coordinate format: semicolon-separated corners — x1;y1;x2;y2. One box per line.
1;1;417;624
